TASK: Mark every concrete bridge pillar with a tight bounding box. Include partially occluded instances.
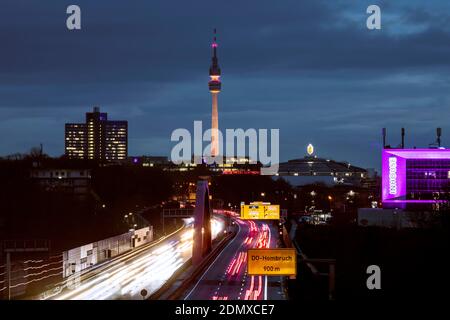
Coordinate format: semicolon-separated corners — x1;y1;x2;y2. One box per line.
192;180;212;265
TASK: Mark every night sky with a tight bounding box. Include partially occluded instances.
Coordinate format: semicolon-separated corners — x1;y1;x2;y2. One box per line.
2;0;450;170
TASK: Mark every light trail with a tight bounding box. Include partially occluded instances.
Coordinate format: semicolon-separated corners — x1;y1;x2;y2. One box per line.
184;215;279;301
243;222;272;300
43;218;224;300
200;219;274;301
22;260;62;271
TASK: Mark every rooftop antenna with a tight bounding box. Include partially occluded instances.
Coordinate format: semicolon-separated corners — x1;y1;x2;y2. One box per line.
429;128;443;148
437;128;442;147
382;128;386;148
401;128;405;149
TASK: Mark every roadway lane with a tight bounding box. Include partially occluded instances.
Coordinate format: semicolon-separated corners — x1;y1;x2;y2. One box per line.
42;218;224;300
184;219;281;300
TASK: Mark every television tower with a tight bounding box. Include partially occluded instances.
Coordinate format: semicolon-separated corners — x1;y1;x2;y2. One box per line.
209;29;221;157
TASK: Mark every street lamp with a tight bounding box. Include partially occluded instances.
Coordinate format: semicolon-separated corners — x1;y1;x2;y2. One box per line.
309;191;316;211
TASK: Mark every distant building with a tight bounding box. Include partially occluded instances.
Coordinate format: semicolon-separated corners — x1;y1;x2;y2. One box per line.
65;106;127;161
65;123;87;159
62;226;153;277
210;156;261;175
128;155;261;174
358;208;433;229
30;168;91;198
128;156;170;167
276;145;368;186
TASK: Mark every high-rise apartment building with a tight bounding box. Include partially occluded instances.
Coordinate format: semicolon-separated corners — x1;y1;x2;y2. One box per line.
65;123;87;159
65;106;127;161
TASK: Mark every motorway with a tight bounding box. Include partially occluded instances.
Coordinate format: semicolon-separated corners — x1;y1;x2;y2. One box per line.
184;219;283;300
42;218;224;300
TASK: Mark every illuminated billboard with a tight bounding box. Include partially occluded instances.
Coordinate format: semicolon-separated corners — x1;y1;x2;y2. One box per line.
240;202;280;220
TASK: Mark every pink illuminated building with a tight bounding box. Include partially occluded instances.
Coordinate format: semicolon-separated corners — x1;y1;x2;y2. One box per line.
382;148;450;207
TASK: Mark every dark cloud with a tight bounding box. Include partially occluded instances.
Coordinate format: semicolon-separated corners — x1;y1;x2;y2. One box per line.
1;0;450;170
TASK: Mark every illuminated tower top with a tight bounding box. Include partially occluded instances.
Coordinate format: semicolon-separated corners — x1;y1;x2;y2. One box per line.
209;29;221;93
